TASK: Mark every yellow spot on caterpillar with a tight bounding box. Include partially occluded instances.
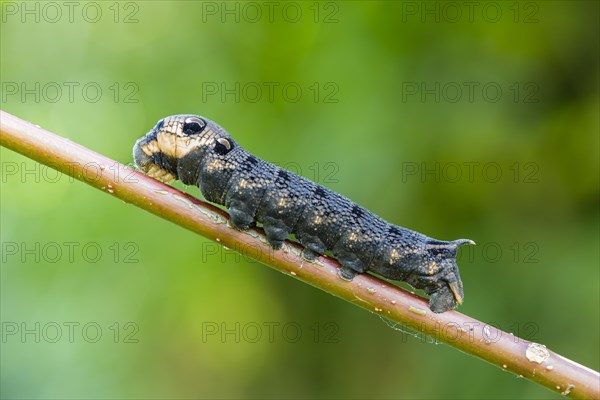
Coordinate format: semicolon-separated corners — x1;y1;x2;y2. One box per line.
156;131;178;157
142;140;160;156
154;125;215;159
206;159;222;173
144;163;176;183
389;248;401;265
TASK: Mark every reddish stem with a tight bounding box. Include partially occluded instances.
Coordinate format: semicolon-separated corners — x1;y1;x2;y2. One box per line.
1;110;598;399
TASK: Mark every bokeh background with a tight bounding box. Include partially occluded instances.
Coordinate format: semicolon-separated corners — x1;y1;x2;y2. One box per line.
1;1;598;399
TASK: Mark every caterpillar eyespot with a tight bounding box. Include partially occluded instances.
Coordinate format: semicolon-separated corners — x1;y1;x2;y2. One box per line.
133;114;475;313
183;117;206;135
215;137;233;154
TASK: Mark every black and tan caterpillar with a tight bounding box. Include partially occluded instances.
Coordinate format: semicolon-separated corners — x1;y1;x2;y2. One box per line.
133;114;474;313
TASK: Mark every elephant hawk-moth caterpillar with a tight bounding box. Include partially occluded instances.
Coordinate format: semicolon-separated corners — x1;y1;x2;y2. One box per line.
133;114;474;313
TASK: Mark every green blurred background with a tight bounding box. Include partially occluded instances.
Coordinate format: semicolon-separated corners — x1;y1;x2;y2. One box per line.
1;1;598;399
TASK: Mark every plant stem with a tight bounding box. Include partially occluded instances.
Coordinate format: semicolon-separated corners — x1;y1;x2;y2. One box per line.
1;110;598;399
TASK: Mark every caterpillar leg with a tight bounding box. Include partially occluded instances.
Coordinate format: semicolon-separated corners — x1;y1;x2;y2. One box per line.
296;233;326;261
228;201;255;230
261;217;291;250
333;245;367;281
338;265;359;281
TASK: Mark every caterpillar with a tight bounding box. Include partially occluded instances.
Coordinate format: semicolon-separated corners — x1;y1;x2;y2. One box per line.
133;114;474;313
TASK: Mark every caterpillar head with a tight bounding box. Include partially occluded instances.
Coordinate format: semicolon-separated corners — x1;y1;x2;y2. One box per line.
406;238;475;313
133;114;234;185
